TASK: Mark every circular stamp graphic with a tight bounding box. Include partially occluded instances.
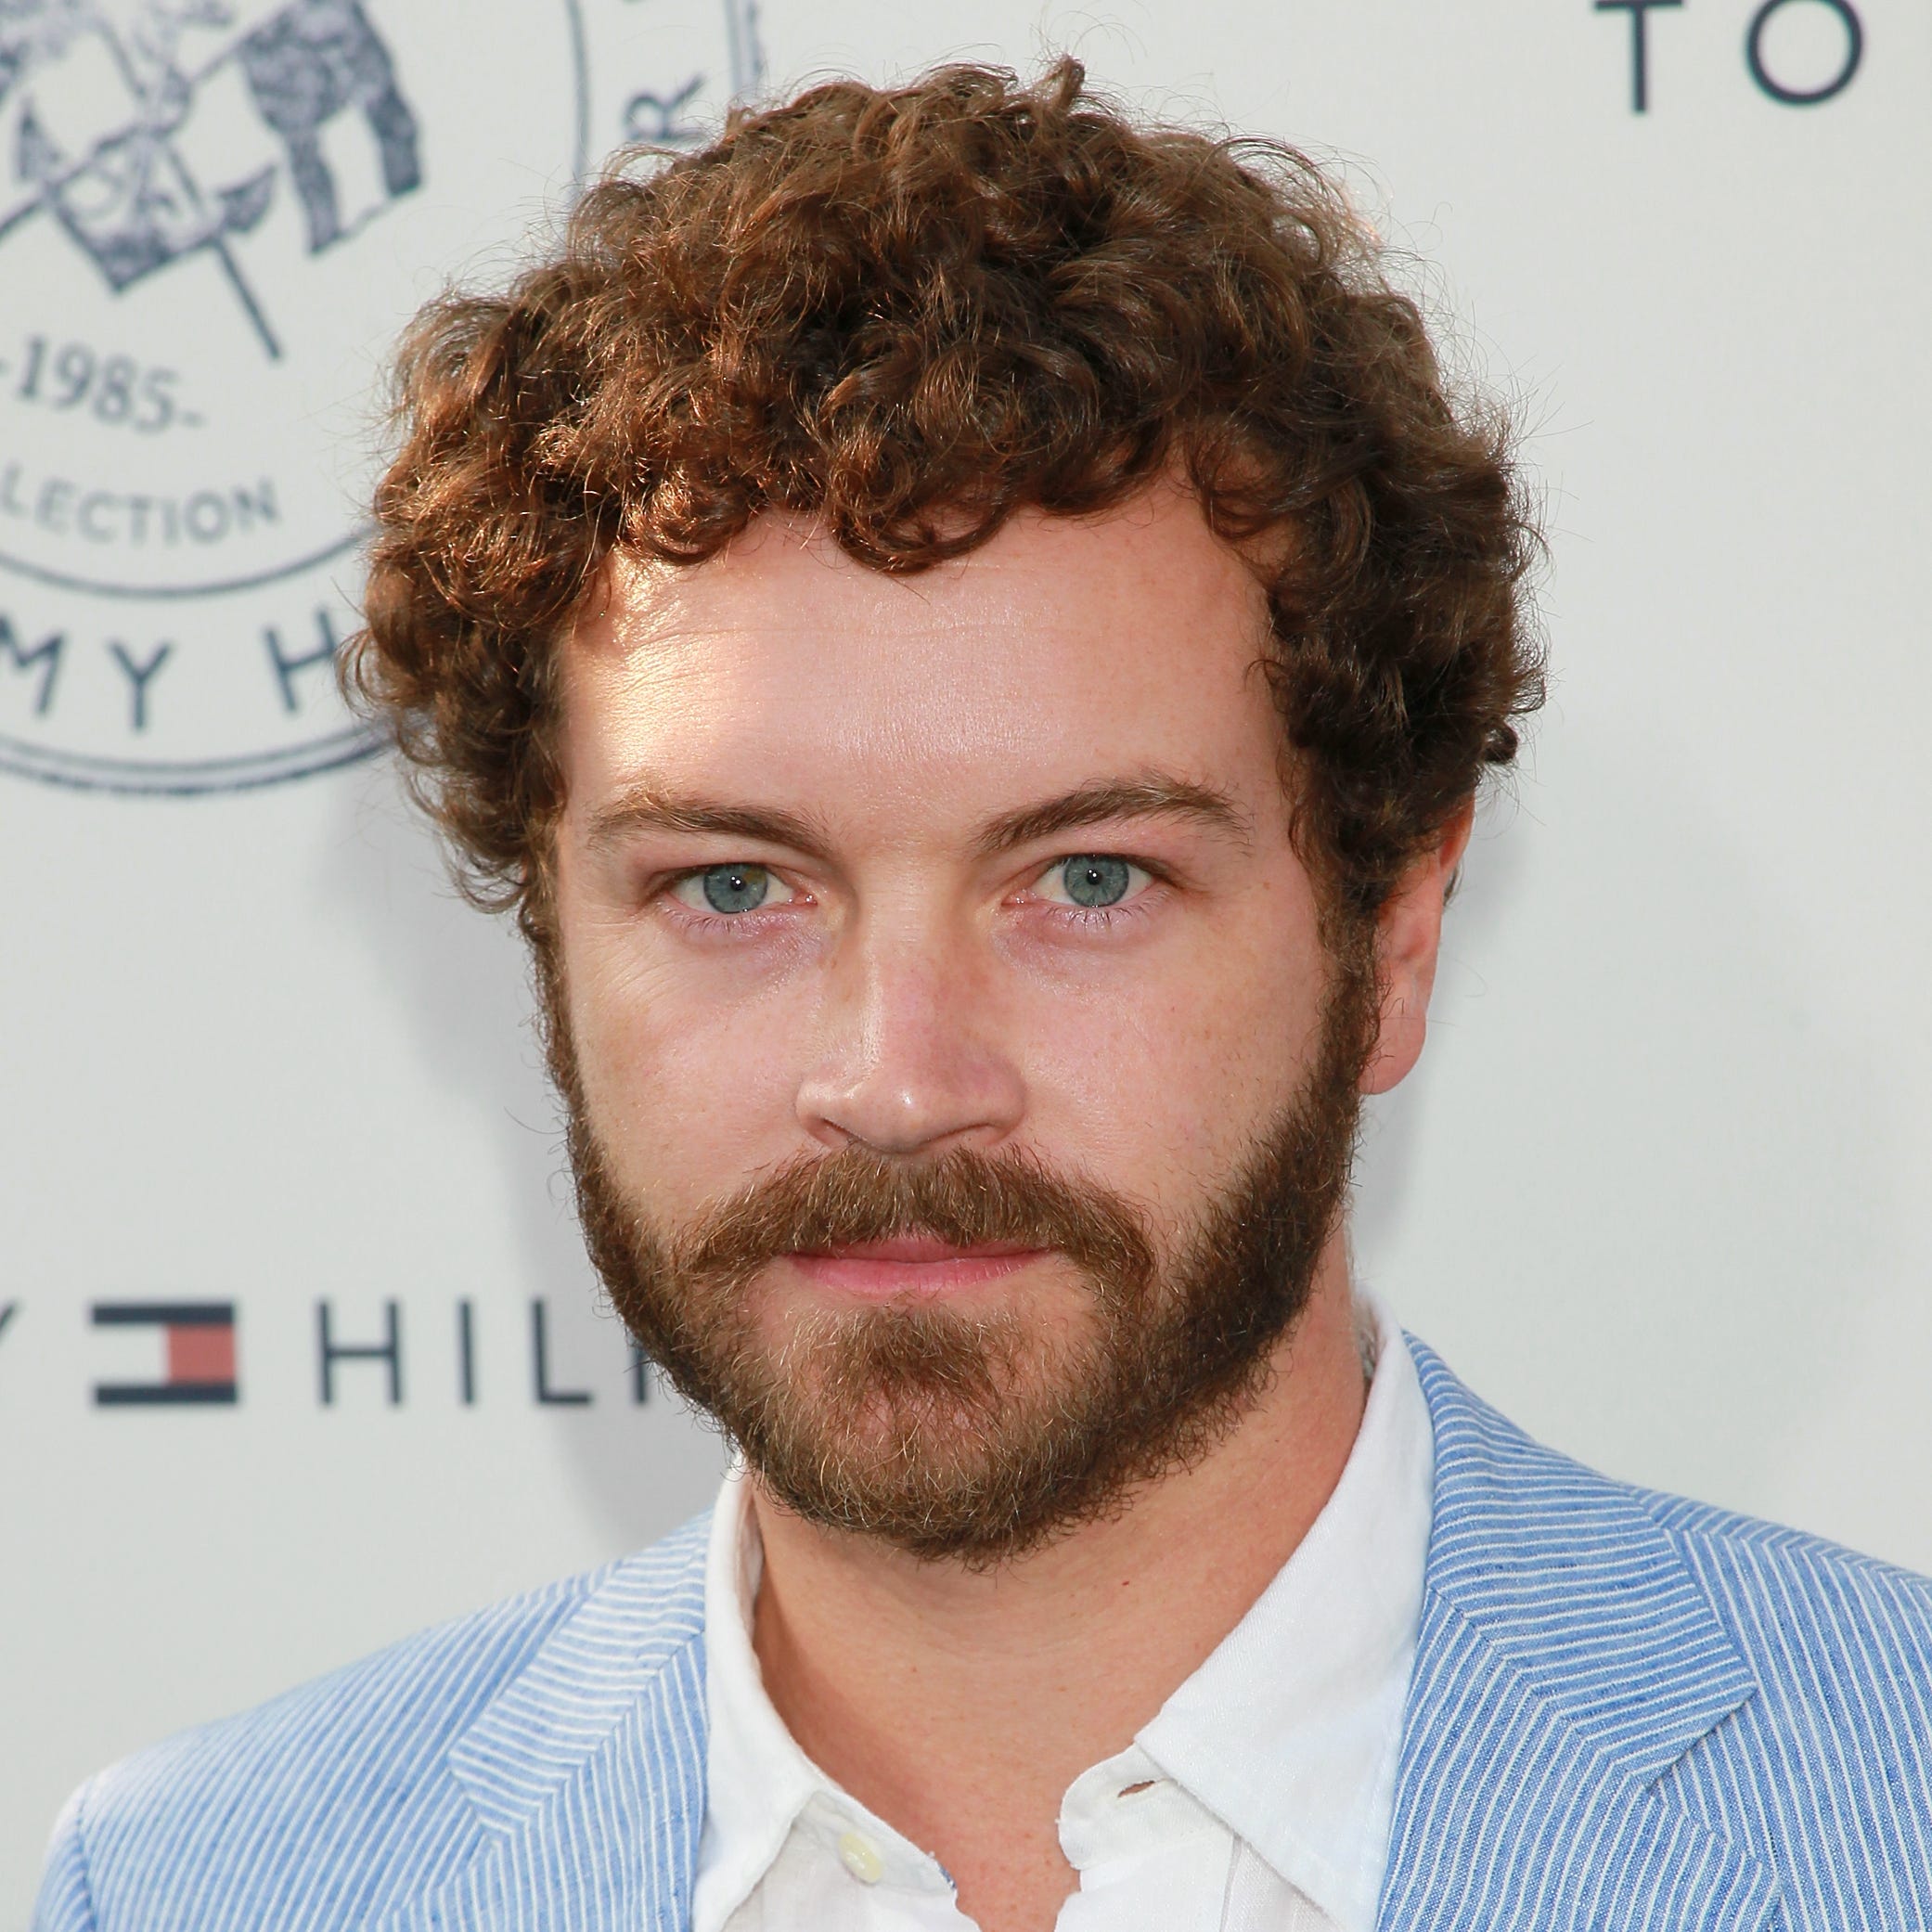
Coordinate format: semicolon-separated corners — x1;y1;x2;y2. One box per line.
0;0;761;792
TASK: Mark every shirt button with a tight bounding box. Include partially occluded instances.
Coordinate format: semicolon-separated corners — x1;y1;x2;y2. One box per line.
838;1828;885;1886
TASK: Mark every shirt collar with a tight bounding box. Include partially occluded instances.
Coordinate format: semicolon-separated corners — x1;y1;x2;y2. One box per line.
694;1461;955;1932
692;1295;1435;1932
1135;1295;1435;1930
691;1460;808;1932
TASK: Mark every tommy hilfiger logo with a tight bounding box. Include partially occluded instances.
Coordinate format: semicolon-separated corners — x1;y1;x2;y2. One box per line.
0;1297;651;1410
91;1299;238;1406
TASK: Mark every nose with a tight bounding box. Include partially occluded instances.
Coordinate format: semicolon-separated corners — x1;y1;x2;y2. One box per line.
794;913;1026;1157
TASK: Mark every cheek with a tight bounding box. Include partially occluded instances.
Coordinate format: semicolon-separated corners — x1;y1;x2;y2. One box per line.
1018;919;1327;1211
560;919;818;1214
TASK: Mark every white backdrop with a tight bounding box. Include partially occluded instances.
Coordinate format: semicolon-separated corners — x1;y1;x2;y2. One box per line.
5;0;1928;1916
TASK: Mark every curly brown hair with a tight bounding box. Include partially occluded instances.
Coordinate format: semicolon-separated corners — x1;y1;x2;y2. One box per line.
348;57;1541;948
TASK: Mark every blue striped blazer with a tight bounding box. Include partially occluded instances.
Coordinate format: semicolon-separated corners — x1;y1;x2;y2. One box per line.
33;1339;1932;1930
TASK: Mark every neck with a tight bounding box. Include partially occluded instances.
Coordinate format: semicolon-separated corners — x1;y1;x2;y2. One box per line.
747;1240;1368;1932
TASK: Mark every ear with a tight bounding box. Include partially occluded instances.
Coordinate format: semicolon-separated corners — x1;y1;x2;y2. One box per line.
1359;799;1475;1098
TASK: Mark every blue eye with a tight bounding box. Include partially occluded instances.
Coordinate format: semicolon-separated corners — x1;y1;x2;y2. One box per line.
1059;856;1133;908
700;865;770;913
668;863;799;922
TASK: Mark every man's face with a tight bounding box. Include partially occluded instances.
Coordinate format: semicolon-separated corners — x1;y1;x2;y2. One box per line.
551;486;1377;1561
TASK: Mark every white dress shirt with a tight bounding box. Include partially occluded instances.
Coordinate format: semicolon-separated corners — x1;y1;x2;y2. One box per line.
690;1297;1435;1932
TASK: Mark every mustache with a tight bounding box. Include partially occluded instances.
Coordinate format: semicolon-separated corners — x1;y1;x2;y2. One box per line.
665;1142;1157;1297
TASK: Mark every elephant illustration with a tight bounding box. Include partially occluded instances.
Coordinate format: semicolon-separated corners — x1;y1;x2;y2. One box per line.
236;0;419;254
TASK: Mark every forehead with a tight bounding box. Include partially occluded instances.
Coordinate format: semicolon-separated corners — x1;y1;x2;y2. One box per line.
560;487;1282;827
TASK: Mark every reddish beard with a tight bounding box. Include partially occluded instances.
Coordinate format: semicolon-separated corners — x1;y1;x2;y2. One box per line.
545;949;1378;1566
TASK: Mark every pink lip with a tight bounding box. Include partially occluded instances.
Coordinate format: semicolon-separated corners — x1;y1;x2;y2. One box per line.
787;1238;1048;1300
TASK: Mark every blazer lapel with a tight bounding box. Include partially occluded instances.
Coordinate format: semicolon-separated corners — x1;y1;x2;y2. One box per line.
1378;1344;1782;1932
374;1517;713;1932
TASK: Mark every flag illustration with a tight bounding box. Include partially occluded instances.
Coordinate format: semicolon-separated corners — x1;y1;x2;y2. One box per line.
0;0;425;360
92;1302;238;1406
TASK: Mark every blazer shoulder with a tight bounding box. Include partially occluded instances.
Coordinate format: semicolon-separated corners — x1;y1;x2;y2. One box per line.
1411;1333;1932;1859
35;1514;712;1932
1640;1482;1932;1687
1411;1328;1932;1650
1636;1489;1932;1900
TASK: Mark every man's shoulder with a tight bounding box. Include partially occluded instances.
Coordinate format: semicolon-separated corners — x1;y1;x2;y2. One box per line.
1416;1332;1932;1652
1623;1492;1932;1891
1410;1329;1932;1626
1397;1337;1932;1915
33;1516;712;1932
1637;1480;1932;1706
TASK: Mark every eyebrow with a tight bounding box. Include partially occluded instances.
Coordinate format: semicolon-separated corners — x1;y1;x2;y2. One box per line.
585;772;1253;862
586;786;838;861
970;776;1254;857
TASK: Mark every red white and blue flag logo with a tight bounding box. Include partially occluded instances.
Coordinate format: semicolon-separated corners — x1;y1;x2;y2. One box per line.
91;1302;238;1406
